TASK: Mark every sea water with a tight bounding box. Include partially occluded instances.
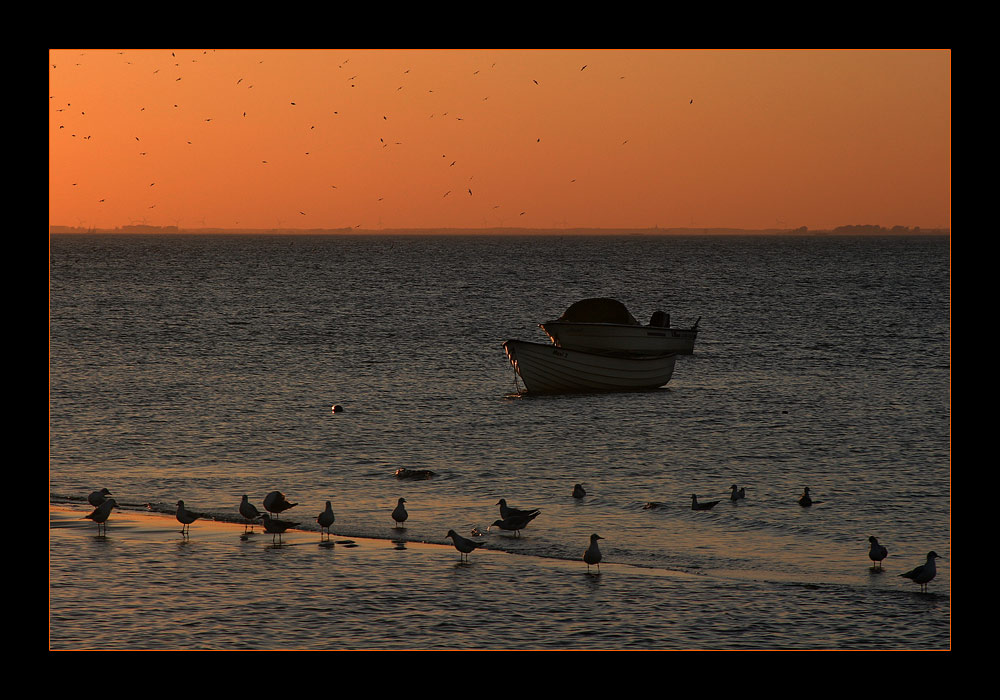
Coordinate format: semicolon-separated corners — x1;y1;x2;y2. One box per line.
48;233;951;650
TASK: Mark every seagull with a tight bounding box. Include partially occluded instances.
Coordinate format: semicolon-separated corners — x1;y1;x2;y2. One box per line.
88;488;112;508
798;487;814;507
729;484;746;502
391;497;408;528
263;491;297;517
317;501;335;540
691;494;720;511
899;551;941;592
572;483;587;499
496;498;540;520
84;498;118;535
239;495;263;533
868;536;889;570
261;513;298;544
175;500;201;536
446;529;484;562
584;533;603;572
489;510;540;537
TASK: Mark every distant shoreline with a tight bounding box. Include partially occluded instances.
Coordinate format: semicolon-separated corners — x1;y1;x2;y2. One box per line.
49;225;950;236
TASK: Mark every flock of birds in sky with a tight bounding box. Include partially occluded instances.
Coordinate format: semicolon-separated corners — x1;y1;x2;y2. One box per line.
81;482;943;590
52;50;700;230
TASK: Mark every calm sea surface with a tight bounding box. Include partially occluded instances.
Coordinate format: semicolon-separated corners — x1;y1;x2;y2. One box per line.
48;233;951;650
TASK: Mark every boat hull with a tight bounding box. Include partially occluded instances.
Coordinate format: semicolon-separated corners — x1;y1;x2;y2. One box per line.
503;339;677;393
539;321;698;355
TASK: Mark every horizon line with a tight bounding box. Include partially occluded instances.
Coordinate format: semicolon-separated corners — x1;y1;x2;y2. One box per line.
50;224;950;236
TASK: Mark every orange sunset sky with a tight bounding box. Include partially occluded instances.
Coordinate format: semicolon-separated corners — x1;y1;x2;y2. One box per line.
49;48;951;232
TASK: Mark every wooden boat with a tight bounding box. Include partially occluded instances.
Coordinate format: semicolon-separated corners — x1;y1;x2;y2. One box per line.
539;298;699;355
503;339;677;393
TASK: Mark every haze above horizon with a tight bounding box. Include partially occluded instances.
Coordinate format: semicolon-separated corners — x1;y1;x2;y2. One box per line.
49;49;951;232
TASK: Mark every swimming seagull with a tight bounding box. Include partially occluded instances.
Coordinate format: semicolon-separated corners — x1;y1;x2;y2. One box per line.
239;495;263;533
175;500;201;536
899;551;942;593
868;536;889;570
391;497;408;528
446;529;484;562
691;494;720;511
317;501;335;540
88;488;112;508
572;484;587;499
798;487;815;507
496;498;540;520
583;533;603;573
729;484;746;502
489;510;540;537
84;498;118;535
263;491;298;517
261;513;298;544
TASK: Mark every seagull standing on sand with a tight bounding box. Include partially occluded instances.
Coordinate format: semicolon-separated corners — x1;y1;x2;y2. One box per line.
691;494;720;511
489;510;540;537
496;498;540;520
317;501;335;540
263;490;297;517
446;529;484;562
84;498;118;535
899;551;942;593
392;497;408;528
261;513;298;544
88;488;112;507
584;533;603;573
239;495;263;533
729;484;746;502
175;500;201;536
868;536;889;570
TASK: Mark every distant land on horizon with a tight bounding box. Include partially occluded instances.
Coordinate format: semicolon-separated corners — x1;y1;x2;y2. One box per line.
50;224;949;236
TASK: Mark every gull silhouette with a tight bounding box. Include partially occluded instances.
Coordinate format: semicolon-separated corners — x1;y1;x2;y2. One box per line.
584;533;603;573
446;530;484;562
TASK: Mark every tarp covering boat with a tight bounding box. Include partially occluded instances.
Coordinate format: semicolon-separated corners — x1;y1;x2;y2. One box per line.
556;298;639;325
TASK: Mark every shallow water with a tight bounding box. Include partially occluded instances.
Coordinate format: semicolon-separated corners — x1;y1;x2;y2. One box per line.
49;233;951;649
